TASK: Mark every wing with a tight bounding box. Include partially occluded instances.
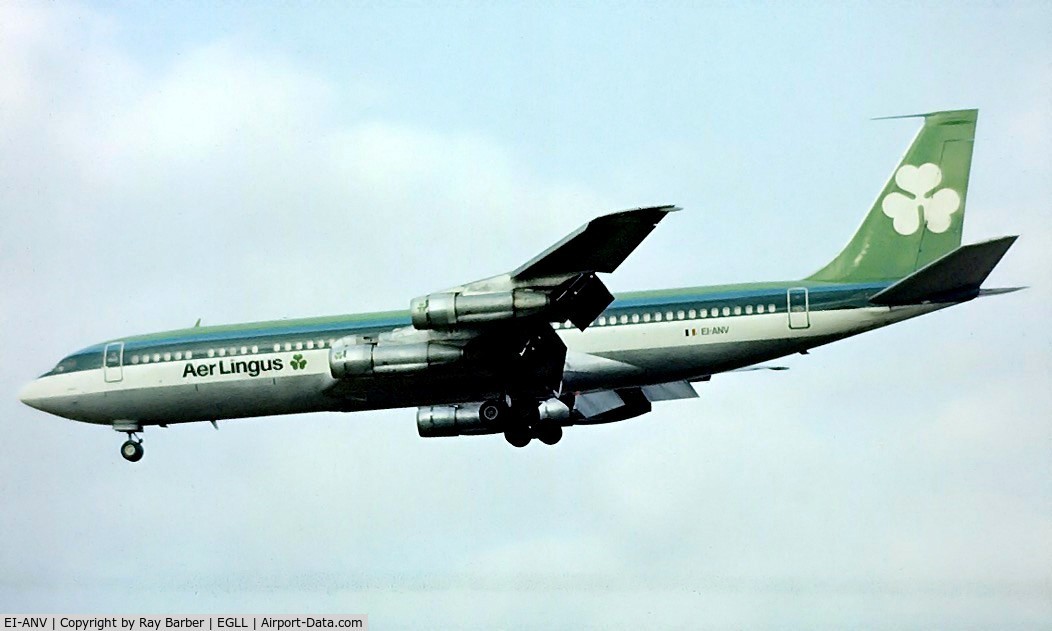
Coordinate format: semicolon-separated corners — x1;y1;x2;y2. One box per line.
512;205;679;281
411;205;679;331
327;205;677;402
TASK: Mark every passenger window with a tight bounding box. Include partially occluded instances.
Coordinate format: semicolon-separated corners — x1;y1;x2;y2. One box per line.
700;309;707;318
208;349;215;358
186;351;193;360
174;352;182;360
745;305;753;314
722;307;730;317
643;313;651;322
240;346;248;354
273;344;281;352
141;355;150;364
689;309;696;318
295;342;303;351
163;352;171;361
218;349;226;357
631;314;639;323
768;303;777;312
619;315;628;324
285;343;292;351
710;308;719;317
598;316;607;325
131;355;139;364
665;311;673;320
757;305;765;314
677;310;685;320
733;306;742;315
251;345;258;353
655;312;662;321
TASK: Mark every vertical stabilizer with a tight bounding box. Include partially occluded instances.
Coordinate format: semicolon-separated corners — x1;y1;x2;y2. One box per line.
808;109;977;282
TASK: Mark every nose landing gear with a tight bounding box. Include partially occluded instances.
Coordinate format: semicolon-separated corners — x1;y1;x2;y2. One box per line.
120;437;144;462
113;422;144;462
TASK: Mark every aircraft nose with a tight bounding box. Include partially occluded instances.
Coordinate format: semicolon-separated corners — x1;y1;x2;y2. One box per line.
18;379;47;411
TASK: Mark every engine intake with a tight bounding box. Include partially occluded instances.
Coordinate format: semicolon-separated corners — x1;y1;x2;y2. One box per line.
330;337;462;378
410;290;549;330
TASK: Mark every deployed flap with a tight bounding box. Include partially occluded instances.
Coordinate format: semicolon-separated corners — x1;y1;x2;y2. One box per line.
573;388;652;425
870;236;1018;306
512;205;678;281
574;389;625;418
639;380;698;402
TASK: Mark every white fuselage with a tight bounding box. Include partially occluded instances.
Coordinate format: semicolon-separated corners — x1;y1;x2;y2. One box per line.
18;302;942;427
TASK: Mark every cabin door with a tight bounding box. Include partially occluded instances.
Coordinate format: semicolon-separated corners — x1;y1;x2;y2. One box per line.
787;288;810;329
103;342;124;382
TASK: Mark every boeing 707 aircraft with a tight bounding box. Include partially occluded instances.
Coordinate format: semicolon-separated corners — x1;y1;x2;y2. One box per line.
19;109;1019;461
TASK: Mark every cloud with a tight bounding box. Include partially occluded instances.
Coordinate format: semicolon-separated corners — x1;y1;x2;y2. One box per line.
1;3;1050;627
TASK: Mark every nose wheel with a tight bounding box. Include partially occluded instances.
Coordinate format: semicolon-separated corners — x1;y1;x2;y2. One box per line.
112;422;145;462
120;436;143;462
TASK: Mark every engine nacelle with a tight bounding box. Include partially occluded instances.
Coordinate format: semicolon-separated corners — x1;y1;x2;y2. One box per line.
330;337;462;378
410;289;549;330
417;404;500;437
418;398;573;438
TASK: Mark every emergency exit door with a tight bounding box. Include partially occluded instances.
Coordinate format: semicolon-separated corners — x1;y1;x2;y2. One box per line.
103;342;124;382
787;288;810;329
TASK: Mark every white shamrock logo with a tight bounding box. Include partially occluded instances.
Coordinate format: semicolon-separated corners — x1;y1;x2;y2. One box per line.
881;163;960;235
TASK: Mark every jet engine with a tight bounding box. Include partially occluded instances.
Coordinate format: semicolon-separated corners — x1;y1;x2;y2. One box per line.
416;404;500;437
410;289;549;330
417;397;573;438
329;336;462;378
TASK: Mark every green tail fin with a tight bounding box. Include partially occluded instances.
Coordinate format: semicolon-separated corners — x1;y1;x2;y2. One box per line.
808;109;977;283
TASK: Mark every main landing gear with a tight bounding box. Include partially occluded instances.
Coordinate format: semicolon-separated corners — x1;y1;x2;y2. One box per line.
113;422;144;462
480;398;564;448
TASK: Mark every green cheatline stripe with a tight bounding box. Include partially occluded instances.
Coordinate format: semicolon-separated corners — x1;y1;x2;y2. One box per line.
46;280;890;377
114;280;882;346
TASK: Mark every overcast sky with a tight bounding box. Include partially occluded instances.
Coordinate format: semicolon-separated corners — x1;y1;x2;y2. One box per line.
1;2;1050;628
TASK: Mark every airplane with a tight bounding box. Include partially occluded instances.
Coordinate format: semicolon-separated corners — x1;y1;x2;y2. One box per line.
19;108;1020;462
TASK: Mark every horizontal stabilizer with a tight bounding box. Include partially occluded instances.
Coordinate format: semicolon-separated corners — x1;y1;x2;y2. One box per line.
726;365;789;373
870;236;1018;306
978;286;1026;297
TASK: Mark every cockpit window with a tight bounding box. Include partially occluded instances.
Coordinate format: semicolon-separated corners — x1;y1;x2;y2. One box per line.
49;357;78;375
